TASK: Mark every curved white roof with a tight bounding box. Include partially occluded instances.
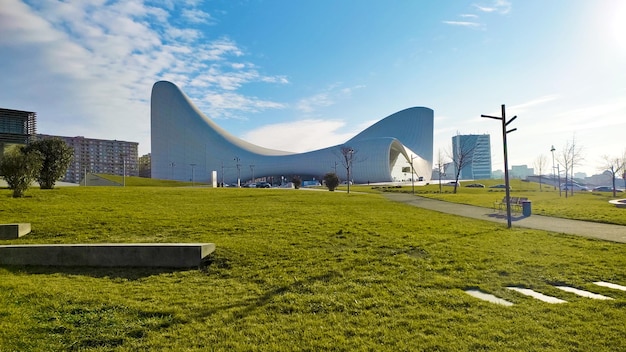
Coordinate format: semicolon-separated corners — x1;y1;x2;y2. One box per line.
151;81;433;184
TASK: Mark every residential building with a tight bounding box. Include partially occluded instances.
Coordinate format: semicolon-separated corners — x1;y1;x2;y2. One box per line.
38;134;139;184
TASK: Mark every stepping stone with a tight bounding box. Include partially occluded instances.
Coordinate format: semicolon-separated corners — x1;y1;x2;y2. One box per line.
465;289;513;306
555;286;613;300
506;287;567;304
593;281;626;292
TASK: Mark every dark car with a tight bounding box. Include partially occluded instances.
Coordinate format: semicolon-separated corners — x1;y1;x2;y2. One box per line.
256;182;271;188
593;186;622;192
465;183;485;188
489;184;511;189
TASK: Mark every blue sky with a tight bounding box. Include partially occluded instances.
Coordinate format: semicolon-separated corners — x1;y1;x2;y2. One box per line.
1;0;625;176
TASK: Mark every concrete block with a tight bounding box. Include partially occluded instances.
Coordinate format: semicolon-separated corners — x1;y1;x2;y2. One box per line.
0;223;31;240
0;243;215;268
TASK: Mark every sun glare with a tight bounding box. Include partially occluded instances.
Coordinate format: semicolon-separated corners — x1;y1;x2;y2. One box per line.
609;2;626;54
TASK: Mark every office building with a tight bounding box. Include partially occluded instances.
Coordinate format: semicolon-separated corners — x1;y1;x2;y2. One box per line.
452;134;492;180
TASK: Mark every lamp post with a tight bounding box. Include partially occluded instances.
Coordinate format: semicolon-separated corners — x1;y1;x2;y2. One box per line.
347;149;354;194
410;154;418;195
550;146;556;190
556;164;562;197
234;156;241;187
250;164;255;184
120;153;126;187
190;163;196;187
482;104;517;229
170;162;175;180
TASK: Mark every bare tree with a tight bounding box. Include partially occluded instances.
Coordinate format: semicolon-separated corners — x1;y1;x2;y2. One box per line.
557;140;573;198
569;135;584;196
447;133;479;194
338;146;356;194
599;152;626;197
436;149;447;193
533;154;548;191
556;136;584;198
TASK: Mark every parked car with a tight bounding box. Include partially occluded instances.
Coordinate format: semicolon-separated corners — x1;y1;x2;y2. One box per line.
465;183;485;188
489;184;511;190
444;181;459;186
244;183;256;188
560;183;589;191
593;186;622;192
256;182;271;188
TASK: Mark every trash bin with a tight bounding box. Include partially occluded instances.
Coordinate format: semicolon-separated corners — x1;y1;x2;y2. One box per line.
522;201;532;217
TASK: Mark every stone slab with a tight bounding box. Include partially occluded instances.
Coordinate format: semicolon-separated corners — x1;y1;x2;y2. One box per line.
555;286;613;300
0;223;31;240
465;289;514;306
506;287;567;304
594;281;626;291
0;243;215;268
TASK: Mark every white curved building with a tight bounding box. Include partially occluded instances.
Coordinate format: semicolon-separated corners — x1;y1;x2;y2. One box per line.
151;81;433;185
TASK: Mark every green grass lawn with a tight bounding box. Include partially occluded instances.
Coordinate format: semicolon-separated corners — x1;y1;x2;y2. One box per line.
1;186;625;351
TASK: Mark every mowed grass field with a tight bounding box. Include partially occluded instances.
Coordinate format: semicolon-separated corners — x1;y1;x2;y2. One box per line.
1;183;625;351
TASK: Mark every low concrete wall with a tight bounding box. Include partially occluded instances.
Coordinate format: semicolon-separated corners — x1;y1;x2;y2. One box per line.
0;223;31;240
0;243;215;268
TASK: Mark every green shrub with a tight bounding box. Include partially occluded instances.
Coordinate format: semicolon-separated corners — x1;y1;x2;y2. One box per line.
0;145;43;197
323;172;340;191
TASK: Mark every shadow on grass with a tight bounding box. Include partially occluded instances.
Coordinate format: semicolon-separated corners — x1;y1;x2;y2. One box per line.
194;271;340;322
487;213;527;221
1;265;190;280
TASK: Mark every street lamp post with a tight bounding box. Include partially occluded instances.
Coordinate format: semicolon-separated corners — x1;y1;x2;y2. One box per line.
170;162;175;180
482;104;518;229
190;163;196;187
120;153;126;187
556;164;562;197
347;149;354;194
234;157;241;187
550;146;556;190
250;164;255;184
410;154;418;195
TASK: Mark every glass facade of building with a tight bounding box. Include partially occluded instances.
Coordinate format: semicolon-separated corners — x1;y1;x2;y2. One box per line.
452;134;492;180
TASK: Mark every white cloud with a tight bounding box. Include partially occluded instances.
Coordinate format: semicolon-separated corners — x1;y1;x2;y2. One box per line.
473;0;512;15
296;84;365;113
0;0;288;155
181;8;213;24
442;21;482;28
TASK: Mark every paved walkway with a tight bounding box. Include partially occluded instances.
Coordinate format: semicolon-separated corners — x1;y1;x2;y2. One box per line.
383;193;626;243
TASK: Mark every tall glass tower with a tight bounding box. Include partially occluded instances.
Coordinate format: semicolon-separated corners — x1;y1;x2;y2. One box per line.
452;134;492;180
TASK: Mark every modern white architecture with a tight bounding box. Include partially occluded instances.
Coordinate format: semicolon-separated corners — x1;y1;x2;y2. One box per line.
151;81;434;185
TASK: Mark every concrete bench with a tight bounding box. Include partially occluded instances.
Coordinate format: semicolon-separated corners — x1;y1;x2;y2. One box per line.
0;243;215;268
0;223;31;240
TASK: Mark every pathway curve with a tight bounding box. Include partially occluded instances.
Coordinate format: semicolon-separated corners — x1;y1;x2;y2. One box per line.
383;193;626;243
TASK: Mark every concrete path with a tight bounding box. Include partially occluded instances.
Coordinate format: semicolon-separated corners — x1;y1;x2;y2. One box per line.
383;193;626;243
